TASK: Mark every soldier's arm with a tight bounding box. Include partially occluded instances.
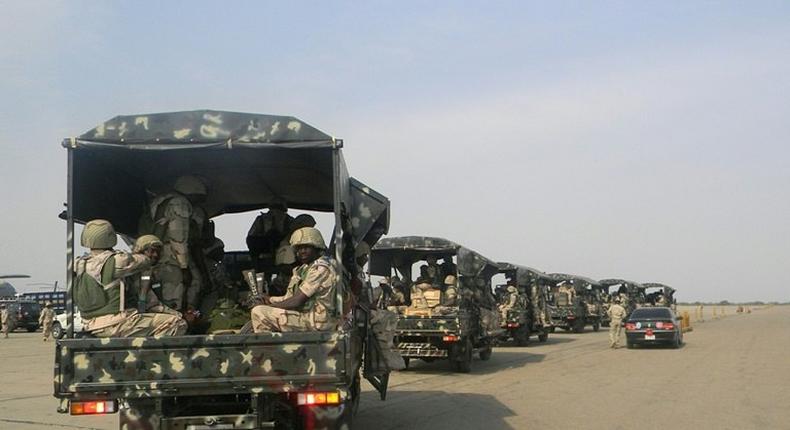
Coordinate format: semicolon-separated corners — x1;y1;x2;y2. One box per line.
112;253;152;279
270;265;330;310
164;197;192;269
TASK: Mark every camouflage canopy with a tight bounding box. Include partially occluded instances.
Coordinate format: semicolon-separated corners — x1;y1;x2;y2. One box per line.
64;110;391;240
549;273;602;289
643;282;676;295
599;278;645;293
369;236;498;278
497;262;552;286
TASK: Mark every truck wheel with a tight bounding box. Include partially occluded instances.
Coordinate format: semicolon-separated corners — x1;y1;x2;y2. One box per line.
573;319;584;333
514;327;529;346
626;341;635;349
479;346;493;361
453;340;473;373
538;331;549;343
51;323;63;339
592;322;600;332
402;358;410;370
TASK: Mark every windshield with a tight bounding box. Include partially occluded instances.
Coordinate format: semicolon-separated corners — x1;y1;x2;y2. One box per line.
630;308;673;319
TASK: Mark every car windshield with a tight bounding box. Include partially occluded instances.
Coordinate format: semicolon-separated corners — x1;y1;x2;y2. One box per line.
630;308;672;319
21;303;41;312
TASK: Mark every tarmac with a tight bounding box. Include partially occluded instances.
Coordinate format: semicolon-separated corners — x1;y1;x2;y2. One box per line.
1;305;787;429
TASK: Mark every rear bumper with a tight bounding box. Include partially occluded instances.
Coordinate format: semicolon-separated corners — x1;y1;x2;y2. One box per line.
625;330;677;344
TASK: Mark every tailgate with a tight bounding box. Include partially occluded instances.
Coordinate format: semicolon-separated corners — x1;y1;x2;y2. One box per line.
396;315;461;336
55;331;350;400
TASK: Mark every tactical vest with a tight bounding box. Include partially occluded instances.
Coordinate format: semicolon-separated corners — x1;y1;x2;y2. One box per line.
288;257;336;314
74;253;122;319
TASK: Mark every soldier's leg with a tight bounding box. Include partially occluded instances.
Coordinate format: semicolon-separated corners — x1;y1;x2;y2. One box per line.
43;322;52;340
185;263;203;310
157;264;186;311
114;313;187;337
608;323;617;347
251;305;287;333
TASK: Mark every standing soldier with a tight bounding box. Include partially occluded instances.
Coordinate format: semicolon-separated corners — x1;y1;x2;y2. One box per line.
1;304;9;338
141;175;209;311
39;301;56;341
607;298;627;348
74;219;187;337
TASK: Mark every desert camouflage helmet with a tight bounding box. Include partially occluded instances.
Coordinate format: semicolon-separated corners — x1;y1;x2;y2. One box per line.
289;227;326;250
81;219;117;249
173;175;207;195
133;234;163;253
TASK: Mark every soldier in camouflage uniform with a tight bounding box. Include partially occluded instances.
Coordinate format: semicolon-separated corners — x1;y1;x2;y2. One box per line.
498;285;519;322
141;176;209;311
74;220;187;337
607;298;627;348
131;235;183;317
250;227;339;332
0;304;10;338
39;301;56;341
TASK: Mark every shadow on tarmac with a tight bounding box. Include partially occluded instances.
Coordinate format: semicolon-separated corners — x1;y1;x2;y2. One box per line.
397;349;547;375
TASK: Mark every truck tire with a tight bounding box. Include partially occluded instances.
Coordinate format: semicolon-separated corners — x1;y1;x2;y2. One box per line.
572;319;584;333
51;322;63;339
27;326;38;333
538;331;549;343
514;327;529;346
452;339;473;373
592;322;600;332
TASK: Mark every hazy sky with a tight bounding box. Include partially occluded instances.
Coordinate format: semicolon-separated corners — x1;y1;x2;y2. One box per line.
1;1;788;302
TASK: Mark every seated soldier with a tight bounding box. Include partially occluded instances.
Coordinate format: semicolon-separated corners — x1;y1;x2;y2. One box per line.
131;235;183;316
74;220;187;337
441;275;459;307
417;255;440;285
250;227;338;332
498;284;519;322
439;256;457;281
246;201;294;271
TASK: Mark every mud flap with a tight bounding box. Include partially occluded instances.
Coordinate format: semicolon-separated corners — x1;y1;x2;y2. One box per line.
358;306;391;400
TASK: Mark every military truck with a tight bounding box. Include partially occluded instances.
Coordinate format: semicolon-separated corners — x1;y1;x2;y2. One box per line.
494;263;552;346
369;237;501;373
546;274;604;333
54;110;394;429
642;282;677;310
599;278;647;319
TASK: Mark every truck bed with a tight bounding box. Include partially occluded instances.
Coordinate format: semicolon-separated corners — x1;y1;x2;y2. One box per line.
55;331;354;400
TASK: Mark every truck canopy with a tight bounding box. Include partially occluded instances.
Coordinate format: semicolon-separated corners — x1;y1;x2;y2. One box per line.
549;273;603;290
64;109;388;245
496;263;552;286
369;236;499;279
599;278;645;294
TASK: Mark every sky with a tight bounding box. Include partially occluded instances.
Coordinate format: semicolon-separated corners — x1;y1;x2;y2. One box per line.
1;1;788;302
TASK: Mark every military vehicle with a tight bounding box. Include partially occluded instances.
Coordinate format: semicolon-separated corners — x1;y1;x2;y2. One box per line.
370;236;501;373
599;278;647;319
546;274;604;333
54;110;394;429
0;298;41;332
642;282;677;310
494;263;552;346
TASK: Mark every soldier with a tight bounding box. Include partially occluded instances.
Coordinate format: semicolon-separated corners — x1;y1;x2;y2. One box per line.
74;219;187;337
141;175;209;311
270;243;296;297
418;255;441;284
607;298;627;348
131;235;183;316
250;227;339;332
247;201;294;271
1;304;9;338
39;301;56;341
498;285;519;322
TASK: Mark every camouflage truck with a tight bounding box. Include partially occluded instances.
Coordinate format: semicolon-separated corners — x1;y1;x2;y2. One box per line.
369;237;501;373
642;282;677;311
55;110;394;429
494;263;552;346
546;274;604;333
599;278;647;320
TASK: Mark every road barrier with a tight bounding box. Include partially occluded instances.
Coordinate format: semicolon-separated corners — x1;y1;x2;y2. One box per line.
681;311;693;333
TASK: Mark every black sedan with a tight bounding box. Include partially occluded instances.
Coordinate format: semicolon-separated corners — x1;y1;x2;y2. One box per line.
624;307;683;349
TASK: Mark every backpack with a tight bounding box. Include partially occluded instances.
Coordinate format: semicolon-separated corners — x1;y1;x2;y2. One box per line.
73;256;116;315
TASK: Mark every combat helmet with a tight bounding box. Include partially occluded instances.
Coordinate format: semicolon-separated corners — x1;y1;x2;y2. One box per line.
174;175;207;196
290;227;326;250
81;219;117;249
133;234;163;253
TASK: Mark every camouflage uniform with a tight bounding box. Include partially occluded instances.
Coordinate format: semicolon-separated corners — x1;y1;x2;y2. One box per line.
607;302;627;348
143;177;208;311
39;304;56;341
251;256;339;332
498;286;519;322
75;220;188;338
1;306;10;338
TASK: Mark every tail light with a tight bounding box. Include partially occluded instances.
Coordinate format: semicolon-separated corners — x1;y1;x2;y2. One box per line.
297;392;341;406
70;400;117;415
656;322;674;330
506;323;520;328
624;322;637;330
442;335;459;342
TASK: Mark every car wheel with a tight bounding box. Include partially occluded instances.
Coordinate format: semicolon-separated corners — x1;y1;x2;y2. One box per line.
479;346;493;361
52;323;63;339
